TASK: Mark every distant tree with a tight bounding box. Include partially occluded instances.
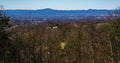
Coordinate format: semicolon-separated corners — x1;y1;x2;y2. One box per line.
114;6;120;19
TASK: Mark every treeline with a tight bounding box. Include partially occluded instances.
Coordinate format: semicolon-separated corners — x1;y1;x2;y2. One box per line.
0;10;120;63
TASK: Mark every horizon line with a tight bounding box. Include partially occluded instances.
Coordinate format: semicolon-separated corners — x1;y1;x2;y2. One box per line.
3;8;115;10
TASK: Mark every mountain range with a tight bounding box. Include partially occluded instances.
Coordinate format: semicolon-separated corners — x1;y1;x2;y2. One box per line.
3;8;115;20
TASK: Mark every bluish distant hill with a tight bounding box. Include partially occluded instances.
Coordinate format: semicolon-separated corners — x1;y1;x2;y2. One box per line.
3;8;115;20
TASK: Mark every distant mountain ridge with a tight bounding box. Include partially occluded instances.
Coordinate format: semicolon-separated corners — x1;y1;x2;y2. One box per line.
3;8;115;19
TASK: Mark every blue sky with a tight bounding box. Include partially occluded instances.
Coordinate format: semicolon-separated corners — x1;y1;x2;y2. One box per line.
0;0;120;10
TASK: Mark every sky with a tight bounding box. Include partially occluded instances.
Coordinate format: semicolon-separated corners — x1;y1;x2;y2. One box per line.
0;0;120;10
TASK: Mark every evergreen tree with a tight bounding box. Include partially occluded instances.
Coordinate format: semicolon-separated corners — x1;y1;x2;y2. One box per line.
0;9;14;63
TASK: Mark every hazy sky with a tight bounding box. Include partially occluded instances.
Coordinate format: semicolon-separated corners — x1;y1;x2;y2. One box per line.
0;0;120;10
